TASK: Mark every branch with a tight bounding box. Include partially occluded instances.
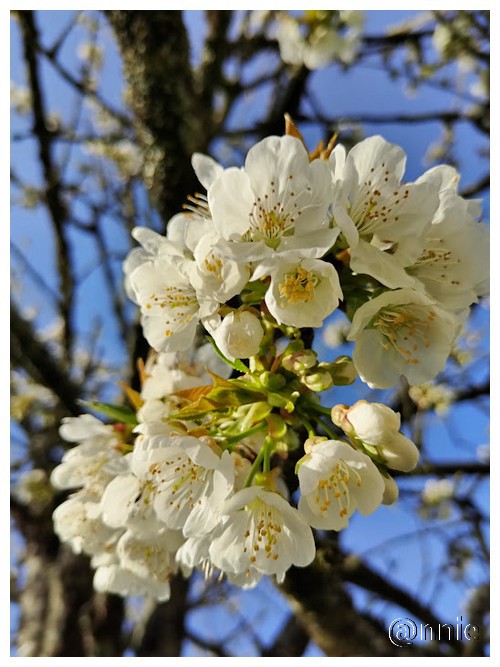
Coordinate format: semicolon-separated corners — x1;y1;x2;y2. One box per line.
459;174;490;198
10;301;81;416
398;462;489;478
18;10;75;362
135;575;189;656
105;11;204;224
262;613;310;656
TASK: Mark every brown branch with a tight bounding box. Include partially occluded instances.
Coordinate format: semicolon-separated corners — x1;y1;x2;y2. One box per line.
12;498;124;656
184;630;228;657
18;10;75;362
11;301;81;416
199;10;233;140
459;174;490;197
397;462;489;478
105;11;204;224
262;613;310;656
135;575;189;656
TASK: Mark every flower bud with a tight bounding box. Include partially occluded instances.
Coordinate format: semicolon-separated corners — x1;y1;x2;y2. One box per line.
213;310;263;360
282;349;317;374
346;401;400;444
259;371;286;391
301;368;334;392
319;356;357;386
303;436;328;454
382;474;399;505
378;432;420;472
331;404;351;432
339;400;420;472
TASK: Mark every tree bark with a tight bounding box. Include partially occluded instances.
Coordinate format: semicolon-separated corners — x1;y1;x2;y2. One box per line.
106;11;205;225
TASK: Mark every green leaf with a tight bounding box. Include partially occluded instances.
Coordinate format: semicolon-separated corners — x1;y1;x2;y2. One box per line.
80;401;138;425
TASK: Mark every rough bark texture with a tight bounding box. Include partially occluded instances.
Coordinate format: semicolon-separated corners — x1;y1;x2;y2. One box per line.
105;11;204;225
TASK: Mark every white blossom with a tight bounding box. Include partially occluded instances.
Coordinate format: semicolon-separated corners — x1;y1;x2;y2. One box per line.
52;416;128;493
100;471;166;538
132;435;234;537
422;478;454;505
53;494;121;556
406;165;489;312
93;563;171;602
207;136;337;262
58;414;119;453
256;256;342;328
348;288;461;388
330;135;440;288
127;254;216;353
275;11;365;69
140;343;231;403
209;486;315;582
297;440;385;530
116;530;180;587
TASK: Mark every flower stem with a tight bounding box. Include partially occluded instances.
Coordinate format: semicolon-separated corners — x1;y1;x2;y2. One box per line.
306;401;333;418
316;417;338;440
296;409;316;438
263;436;273;474
224;420;267;447
244;447;265;488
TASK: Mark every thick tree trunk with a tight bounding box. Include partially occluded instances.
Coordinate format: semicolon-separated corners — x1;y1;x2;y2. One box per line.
106;10;205;225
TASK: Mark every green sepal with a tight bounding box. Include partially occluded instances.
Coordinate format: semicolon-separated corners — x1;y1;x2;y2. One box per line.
240;279;269;305
267;390;295;412
206;336;250;374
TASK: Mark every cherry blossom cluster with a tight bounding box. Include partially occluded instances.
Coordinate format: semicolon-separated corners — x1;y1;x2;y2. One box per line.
274;10;365;69
51;128;488;600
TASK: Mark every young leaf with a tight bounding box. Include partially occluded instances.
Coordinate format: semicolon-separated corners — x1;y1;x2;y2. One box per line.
80;401;138;425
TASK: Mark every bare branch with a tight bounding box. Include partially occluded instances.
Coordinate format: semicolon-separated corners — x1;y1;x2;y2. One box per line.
18;10;75;362
10;301;80;416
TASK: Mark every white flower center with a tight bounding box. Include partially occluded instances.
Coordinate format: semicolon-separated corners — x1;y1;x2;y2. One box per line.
203;253;223;278
146;287;198;337
349;177;410;237
410;237;461;285
244;499;283;564
150;456;207;511
373;304;436;365
245;177;308;247
315;460;362;517
278;266;319;306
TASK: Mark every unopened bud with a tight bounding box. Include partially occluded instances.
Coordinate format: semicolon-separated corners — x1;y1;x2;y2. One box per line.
382;474;399;505
259;371;286;391
304;435;328;454
331;403;351;432
345;401;419;471
302;368;333;392
282;349;317;374
213;310;263;361
319;356;357;386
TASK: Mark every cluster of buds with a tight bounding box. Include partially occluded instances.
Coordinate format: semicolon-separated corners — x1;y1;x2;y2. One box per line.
282;343;356;393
